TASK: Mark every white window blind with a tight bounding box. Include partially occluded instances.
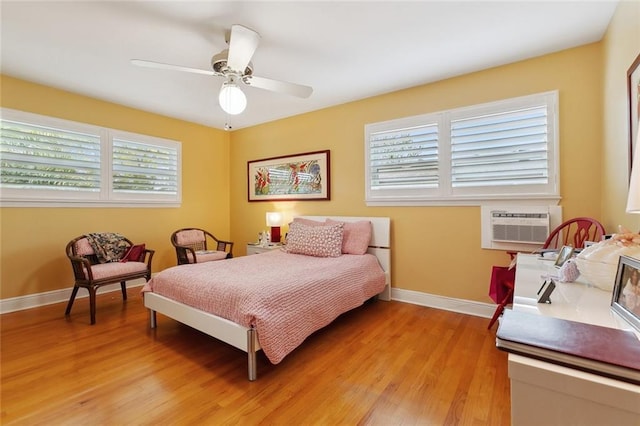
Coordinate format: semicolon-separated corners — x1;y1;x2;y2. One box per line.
0;108;181;207
365;91;558;206
369;122;439;190
450;106;549;188
112;137;178;195
1;119;101;192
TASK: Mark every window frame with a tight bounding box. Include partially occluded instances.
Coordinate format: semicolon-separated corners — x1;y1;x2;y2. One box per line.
1;108;182;207
364;91;560;206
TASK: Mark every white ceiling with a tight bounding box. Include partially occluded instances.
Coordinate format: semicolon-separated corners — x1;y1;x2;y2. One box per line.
1;1;618;131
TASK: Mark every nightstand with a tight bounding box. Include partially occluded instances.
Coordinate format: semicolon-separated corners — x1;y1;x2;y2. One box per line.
246;243;283;255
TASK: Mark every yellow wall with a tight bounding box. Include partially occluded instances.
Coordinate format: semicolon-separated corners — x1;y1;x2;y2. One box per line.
230;44;605;302
2;2;637;305
0;76;231;299
602;0;640;233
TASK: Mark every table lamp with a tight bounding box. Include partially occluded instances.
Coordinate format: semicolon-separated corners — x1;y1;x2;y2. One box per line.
627;131;640;213
266;212;283;243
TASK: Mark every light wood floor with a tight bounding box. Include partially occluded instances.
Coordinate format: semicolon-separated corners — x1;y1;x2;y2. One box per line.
1;290;510;425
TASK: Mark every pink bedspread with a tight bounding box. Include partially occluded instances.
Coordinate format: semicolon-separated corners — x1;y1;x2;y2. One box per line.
143;250;386;364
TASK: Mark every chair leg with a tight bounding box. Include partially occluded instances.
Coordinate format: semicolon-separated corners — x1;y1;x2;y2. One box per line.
487;287;514;330
121;281;127;301
487;303;506;330
89;287;97;325
65;285;80;315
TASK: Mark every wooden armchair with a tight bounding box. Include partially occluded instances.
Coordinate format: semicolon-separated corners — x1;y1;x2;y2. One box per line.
65;234;154;324
171;228;233;265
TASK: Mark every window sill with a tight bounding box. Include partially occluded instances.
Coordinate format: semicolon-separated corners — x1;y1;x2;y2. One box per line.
366;195;561;207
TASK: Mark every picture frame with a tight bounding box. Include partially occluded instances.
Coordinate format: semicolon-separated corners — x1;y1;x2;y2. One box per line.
248;150;330;202
536;279;556;304
611;255;640;333
554;245;574;267
627;53;640;179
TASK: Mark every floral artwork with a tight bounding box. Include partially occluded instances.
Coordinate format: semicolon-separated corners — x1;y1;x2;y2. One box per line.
248;150;330;201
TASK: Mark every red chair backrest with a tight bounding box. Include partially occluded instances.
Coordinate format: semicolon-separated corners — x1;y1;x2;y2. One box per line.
543;217;605;250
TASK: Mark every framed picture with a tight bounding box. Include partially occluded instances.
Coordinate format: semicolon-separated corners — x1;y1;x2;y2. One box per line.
536;279;556;304
611;255;640;333
554;245;574;267
248;150;330;201
627;53;640;178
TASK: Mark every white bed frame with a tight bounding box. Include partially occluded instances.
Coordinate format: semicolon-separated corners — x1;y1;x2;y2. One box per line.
144;216;391;380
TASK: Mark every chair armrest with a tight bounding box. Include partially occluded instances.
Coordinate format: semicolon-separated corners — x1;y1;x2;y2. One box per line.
68;255;95;281
179;245;196;255
173;244;195;253
174;245;197;265
216;240;234;254
143;248;155;270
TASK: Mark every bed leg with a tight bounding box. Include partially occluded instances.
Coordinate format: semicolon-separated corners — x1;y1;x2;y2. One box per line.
149;309;157;329
247;328;257;381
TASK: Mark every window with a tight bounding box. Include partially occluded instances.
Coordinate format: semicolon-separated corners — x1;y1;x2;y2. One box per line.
0;108;181;207
365;91;559;206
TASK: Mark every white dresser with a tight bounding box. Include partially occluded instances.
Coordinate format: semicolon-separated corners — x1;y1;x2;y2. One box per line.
245;243;283;255
505;254;640;425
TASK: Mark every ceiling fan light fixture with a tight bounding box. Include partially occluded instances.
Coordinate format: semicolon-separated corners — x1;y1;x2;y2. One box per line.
218;80;247;115
133;24;312;121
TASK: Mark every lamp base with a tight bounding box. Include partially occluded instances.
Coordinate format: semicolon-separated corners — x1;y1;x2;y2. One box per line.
270;226;281;244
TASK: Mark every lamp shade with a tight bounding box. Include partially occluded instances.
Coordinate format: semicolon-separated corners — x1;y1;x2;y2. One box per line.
266;212;283;227
219;81;247;115
627;131;640;213
266;212;283;244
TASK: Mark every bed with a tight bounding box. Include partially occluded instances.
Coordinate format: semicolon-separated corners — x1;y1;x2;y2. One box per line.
143;216;391;380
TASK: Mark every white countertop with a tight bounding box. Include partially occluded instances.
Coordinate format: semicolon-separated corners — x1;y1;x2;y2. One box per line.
513;254;638;336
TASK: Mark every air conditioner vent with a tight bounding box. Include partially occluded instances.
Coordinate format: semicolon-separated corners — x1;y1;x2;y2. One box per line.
491;212;549;244
480;205;562;251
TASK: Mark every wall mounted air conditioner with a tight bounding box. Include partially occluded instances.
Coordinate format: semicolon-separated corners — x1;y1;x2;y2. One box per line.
481;205;562;251
491;211;549;244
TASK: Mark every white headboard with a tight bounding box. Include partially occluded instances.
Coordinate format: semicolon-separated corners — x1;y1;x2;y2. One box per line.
298;216;391;301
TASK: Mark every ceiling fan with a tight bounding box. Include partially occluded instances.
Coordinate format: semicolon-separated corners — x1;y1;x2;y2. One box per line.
131;24;313;116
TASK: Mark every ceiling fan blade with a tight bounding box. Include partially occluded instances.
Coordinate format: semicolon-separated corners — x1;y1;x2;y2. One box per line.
226;24;261;74
244;75;313;98
131;59;215;76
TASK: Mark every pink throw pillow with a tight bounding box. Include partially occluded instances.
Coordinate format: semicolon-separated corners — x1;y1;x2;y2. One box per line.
284;222;343;257
291;217;327;227
325;219;372;255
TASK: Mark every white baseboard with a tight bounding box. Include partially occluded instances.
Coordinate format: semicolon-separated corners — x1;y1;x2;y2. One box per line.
391;287;497;319
0;278;147;314
1;281;497;320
